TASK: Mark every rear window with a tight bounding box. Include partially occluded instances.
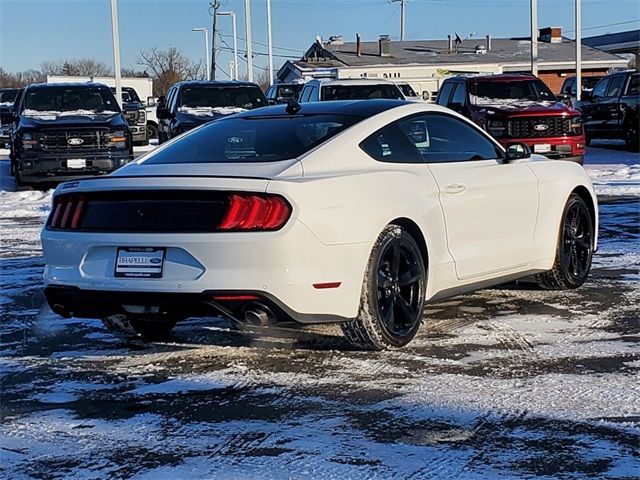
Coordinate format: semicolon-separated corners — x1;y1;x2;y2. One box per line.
142;114;361;164
276;85;303;100
180;86;266;110
322;84;404;101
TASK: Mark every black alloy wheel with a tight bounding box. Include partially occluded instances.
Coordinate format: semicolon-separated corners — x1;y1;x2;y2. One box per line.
342;225;427;350
537;194;594;289
625;120;639;152
376;237;424;339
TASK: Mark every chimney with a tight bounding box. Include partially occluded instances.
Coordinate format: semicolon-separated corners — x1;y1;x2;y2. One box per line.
486;34;492;51
378;35;391;57
356;33;362;57
539;26;562;43
447;34;453;52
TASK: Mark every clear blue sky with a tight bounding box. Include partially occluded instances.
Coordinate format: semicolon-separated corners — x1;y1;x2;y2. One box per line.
1;0;638;78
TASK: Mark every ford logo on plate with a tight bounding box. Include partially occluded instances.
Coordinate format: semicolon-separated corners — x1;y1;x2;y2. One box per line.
150;258;162;264
228;136;243;144
67;138;84;145
533;124;549;131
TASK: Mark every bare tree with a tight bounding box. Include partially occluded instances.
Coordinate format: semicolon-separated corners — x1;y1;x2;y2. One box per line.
137;46;204;96
40;58;112;77
0;67;45;88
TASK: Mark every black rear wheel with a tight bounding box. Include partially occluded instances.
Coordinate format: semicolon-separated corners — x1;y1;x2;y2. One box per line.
537;194;594;290
624;119;639;152
342;225;426;350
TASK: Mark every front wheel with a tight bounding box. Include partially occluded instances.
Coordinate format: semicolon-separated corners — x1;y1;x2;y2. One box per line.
147;123;158;140
342;225;427;350
536;194;594;290
624;120;639;152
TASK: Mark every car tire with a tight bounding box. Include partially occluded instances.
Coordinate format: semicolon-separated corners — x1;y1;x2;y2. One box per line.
147;123;158;140
536;194;594;290
15;171;33;191
102;314;177;340
341;224;426;350
158;131;168;144
624;119;639;152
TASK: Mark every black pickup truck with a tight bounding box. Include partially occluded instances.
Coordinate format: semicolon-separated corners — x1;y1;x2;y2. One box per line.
9;83;133;187
0;87;19;147
579;70;640;151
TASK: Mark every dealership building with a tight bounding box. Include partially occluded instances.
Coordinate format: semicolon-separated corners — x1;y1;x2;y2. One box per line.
277;27;629;100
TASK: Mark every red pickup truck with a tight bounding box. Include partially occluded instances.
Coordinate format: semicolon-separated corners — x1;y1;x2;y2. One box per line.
436;74;586;164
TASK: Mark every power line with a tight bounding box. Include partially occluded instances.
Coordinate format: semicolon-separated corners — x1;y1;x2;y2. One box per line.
565;19;639;33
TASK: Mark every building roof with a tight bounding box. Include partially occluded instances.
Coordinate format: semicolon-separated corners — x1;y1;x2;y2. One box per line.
296;36;627;70
583;29;640;49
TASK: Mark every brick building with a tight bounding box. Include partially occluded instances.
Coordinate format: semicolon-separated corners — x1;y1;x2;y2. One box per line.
278;27;629;99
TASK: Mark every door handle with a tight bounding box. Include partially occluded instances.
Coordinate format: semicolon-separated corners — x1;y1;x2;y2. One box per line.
444;183;467;194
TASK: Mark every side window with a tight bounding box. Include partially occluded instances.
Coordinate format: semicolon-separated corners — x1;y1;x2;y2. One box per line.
398;113;502;163
591;79;609;99
299;86;312;103
360;124;422;163
605;76;624;98
449;83;467;107
625;74;640;96
562;79;574;94
265;86;274;99
310;86;319;101
436;82;455;106
166;87;177;112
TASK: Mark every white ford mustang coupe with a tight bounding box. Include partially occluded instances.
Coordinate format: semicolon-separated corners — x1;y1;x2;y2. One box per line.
42;100;597;350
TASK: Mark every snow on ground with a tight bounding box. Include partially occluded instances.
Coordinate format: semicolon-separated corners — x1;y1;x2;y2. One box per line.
0;143;638;479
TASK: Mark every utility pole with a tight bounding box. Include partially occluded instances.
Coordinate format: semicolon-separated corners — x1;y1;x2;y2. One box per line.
244;0;253;82
110;0;122;110
392;0;406;41
266;0;274;85
218;11;238;80
530;0;538;76
210;0;220;80
575;0;582;101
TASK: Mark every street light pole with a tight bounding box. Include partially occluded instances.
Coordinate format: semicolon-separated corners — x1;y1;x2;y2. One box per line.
210;1;220;80
244;0;253;82
531;0;538;76
218;11;238;80
266;0;274;85
109;0;123;110
575;0;582;102
192;28;211;81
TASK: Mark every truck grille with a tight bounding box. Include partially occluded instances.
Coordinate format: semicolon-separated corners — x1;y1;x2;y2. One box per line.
507;117;574;138
40;129;109;152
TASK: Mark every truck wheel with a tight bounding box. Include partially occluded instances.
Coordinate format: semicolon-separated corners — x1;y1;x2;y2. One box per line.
624;120;639;152
341;225;427;350
147;123;158;140
15;171;33;191
536;194;594;290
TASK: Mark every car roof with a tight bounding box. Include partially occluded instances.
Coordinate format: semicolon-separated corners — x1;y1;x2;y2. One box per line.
234;99;411;118
307;78;400;86
26;82;111;90
173;80;260;88
446;73;539;83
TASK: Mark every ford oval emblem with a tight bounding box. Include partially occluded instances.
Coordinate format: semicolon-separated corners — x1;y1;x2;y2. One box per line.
150;258;162;264
228;136;243;144
533;124;549;131
67;137;85;145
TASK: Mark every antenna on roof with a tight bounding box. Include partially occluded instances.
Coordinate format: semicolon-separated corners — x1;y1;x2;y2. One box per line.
285;98;302;115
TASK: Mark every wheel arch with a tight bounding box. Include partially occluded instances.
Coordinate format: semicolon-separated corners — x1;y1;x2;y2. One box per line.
388;217;429;269
571;185;596;232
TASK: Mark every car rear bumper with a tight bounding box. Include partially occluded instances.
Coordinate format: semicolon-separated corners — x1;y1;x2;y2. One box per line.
498;135;586;160
41;219;371;322
18;151;133;183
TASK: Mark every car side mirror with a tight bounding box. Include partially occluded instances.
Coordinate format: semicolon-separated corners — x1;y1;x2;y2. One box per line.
156;106;170;119
505;142;531;162
147;96;156;107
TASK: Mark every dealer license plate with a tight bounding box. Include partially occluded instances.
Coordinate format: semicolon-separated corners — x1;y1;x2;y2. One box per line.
115;247;165;278
533;144;551;154
67;159;86;169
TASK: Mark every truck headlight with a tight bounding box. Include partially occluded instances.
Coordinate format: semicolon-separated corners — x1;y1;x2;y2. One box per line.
106;130;128;149
21;132;38;148
138;109;147;125
570;116;583;134
487;119;506;138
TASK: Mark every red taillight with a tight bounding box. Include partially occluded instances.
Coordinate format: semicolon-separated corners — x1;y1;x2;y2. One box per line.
219;194;291;231
49;195;86;230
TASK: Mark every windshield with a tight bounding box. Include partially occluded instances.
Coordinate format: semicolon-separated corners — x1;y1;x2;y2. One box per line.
23;86;119;113
322;84;404;101
398;84;418;97
180;86;266;110
0;89;18;104
276;84;303;100
142;114;361;164
111;87;141;103
472;80;556;102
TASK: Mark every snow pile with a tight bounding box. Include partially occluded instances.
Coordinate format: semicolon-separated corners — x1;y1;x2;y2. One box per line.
0;101;14;107
585;163;640;197
178;106;247;117
23;109;118;120
470;95;556;110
